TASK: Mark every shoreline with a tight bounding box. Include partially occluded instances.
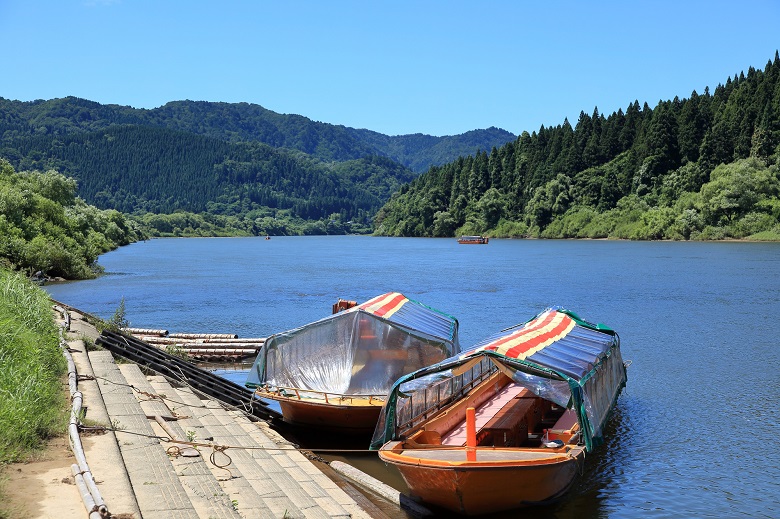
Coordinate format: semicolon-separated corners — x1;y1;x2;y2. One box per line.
2;304;410;519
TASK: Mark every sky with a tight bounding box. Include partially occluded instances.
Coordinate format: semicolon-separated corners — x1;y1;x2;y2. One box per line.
1;1;779;137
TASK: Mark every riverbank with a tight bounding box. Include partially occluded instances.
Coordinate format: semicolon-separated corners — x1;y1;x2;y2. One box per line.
0;269;67;499
2;299;427;519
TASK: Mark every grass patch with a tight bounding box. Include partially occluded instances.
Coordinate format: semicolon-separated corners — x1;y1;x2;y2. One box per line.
745;228;780;241
78;333;101;352
164;343;191;362
0;267;68;513
0;268;67;461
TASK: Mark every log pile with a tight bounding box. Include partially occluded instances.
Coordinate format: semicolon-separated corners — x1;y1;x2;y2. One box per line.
123;327;265;362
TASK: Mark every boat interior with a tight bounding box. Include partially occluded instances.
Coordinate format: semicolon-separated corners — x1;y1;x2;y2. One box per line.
403;371;579;450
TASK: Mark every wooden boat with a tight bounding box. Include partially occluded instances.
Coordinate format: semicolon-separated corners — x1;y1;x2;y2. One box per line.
253;387;387;432
457;235;489;244
372;307;627;515
246;292;460;433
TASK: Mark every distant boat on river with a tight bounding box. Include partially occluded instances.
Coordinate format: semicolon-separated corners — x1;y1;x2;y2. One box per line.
371;307;628;515
458;235;489;244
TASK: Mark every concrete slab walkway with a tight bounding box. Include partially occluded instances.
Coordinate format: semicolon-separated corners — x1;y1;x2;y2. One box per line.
63;308;372;519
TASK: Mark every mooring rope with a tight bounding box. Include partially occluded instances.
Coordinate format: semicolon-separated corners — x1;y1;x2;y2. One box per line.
78;423;375;454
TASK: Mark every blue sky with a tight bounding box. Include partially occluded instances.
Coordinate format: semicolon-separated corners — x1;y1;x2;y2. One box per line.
1;1;778;137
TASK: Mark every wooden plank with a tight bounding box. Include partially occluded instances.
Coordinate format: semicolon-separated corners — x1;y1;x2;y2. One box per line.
440;384;527;446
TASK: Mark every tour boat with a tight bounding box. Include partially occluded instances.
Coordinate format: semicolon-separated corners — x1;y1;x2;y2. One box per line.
246;292;460;433
372;307;627;515
457;235;489;244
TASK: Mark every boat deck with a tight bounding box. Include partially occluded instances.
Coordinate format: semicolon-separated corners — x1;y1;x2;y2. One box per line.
255;388;386;407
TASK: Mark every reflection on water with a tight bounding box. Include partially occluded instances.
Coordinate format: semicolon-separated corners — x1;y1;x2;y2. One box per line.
46;237;780;518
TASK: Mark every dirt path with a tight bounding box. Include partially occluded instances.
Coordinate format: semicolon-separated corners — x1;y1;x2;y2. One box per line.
3;434;86;519
2;308;136;519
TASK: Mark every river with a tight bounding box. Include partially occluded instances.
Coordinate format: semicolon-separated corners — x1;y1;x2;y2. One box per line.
44;236;780;518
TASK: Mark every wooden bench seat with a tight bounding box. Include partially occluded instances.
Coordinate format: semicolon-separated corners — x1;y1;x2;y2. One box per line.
440;383;528;446
544;408;579;443
480;394;536;446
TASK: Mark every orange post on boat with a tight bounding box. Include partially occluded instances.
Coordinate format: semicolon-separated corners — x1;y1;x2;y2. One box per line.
466;406;477;461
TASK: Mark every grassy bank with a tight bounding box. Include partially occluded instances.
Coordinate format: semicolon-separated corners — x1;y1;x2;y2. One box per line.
0;267;67;513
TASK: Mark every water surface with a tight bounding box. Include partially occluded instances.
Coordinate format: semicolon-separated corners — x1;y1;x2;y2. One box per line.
45;236;780;518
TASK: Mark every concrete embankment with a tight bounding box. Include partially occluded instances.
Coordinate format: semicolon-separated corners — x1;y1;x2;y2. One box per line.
58;307;378;519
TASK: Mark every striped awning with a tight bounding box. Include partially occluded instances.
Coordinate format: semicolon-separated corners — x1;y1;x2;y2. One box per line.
476;309;576;360
357;292;458;345
358;292;408;319
467;308;617;380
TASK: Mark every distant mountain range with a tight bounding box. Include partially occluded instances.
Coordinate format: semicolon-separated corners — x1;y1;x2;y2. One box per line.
0;96;515;226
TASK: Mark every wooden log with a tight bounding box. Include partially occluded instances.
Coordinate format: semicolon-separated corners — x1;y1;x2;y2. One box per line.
134;336;198;345
146;344;257;358
171;343;260;350
168;333;238;339
200;337;265;344
124;328;168;336
183;348;251;356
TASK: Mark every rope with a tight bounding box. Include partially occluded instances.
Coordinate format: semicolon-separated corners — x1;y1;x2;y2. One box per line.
166;445;184;457
81;373;238;412
78;423;376;454
209;445;235;480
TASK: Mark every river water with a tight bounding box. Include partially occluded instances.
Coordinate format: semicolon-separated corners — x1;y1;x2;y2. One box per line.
44;236;780;518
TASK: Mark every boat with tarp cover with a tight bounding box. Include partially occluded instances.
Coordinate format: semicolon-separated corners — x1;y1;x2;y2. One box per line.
372;307;627;515
245;292;460;433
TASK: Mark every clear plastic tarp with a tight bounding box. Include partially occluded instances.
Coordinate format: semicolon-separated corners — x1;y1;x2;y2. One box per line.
246;293;459;397
370;307;627;451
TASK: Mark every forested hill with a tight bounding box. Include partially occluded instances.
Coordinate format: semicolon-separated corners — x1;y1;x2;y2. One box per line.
1;124;415;229
345;126;516;173
0;96;514;236
0;97;515;172
375;52;780;241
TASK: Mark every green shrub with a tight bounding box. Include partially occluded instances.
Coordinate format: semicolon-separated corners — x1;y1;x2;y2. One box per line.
492;218;529;238
732;212;777;237
696;225;728;240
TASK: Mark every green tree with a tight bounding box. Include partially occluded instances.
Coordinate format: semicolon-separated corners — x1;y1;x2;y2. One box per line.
525;174;573;229
699;158;779;224
432;211;457;237
476;188;506;230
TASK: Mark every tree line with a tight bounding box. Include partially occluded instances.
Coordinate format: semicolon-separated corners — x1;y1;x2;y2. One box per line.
1;125;414;226
374;52;780;241
0;159;145;279
0;97;515;172
2;54;778;242
0;96;513;238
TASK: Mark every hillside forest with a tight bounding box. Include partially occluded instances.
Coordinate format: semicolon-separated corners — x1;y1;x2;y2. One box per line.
0;97;513;236
375;52;780;241
1;53;779;280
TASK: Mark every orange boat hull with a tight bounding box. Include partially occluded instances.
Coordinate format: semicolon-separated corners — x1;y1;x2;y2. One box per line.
257;390;384;433
379;445;584;515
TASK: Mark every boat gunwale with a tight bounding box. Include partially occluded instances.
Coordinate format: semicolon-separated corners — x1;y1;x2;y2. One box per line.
254;385;387;408
378;442;583;469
